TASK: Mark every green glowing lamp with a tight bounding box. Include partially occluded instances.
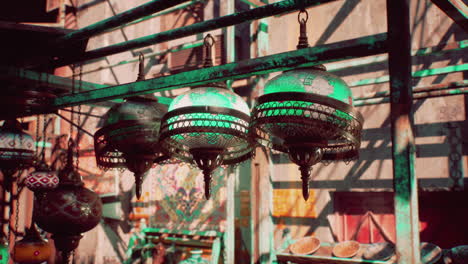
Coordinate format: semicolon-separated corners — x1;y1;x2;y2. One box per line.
250;10;364;200
159;35;254;199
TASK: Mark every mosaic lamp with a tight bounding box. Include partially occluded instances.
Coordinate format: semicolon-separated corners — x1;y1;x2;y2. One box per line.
33;139;102;263
250;10;364;200
0;119;35;191
159;34;255;199
94;54;168;199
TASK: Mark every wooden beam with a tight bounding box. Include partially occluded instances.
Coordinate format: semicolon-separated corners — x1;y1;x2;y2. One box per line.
431;0;468;33
386;0;420;263
50;33;387;108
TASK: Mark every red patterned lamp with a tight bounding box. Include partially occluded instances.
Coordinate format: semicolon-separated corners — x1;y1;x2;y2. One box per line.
0;119;35;191
26;157;59;193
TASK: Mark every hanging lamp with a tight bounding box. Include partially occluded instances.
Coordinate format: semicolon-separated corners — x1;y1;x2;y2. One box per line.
0;119;35;191
94;54;168;199
33;140;102;262
159;34;255;199
250;9;364;200
26;115;59;193
11;224;52;264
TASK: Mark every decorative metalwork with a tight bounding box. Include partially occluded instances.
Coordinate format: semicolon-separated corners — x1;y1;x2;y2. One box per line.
0;119;35;191
94;54;169;199
250;9;363;200
34;139;102;263
159;34;255;199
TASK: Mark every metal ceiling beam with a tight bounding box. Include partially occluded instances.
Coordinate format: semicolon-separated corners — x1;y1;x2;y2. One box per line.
430;0;468;33
51;33;387;108
54;0;189;44
49;0;339;68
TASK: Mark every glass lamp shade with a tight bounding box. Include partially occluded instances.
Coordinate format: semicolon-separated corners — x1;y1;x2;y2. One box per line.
26;161;59;192
11;224;52;264
250;66;364;200
0;119;35;191
94;96;168;198
159;83;254;198
0;120;35;172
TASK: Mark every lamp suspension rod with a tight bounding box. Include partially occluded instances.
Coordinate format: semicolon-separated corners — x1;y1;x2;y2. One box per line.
54;0;190;45
49;0;338;67
52;33;387;108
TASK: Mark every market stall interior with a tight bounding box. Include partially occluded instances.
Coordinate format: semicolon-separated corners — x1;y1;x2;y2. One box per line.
0;0;467;263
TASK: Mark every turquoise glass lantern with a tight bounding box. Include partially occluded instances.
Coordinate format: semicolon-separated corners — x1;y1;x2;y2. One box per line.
159;34;254;199
250;10;364;200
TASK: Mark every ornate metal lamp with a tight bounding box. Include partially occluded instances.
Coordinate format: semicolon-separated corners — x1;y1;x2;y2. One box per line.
94;54;168;199
0;119;35;191
159;34;254;199
33;139;102;263
26;116;59;193
250;10;364;200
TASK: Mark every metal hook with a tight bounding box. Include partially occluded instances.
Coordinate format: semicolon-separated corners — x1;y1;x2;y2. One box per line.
137;52;145;81
203;34;215;68
203;34;215;48
298;9;309;24
296;9;309;49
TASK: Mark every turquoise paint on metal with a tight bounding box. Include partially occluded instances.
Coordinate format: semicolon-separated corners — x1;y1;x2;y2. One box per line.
387;0;421;263
51;33;387;108
50;0;340;67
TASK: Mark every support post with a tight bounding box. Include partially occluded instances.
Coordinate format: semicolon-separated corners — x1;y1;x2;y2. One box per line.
386;0;420;263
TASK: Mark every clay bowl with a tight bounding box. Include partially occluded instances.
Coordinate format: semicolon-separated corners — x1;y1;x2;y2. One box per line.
289;237;321;255
420;242;442;264
363;242;395;261
333;241;360;258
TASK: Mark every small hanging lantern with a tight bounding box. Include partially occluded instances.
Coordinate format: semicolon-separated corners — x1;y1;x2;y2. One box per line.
26;115;59;193
159;34;255;199
94;54;168;199
11;224;52;264
33;139;102;263
0;119;35;191
250;10;364;200
25;158;59;193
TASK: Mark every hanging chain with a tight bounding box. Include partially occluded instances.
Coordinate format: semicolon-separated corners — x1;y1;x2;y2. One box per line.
12;175;21;259
6;192;12;249
75;63;83;170
42;114;48;161
35;115;40;161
